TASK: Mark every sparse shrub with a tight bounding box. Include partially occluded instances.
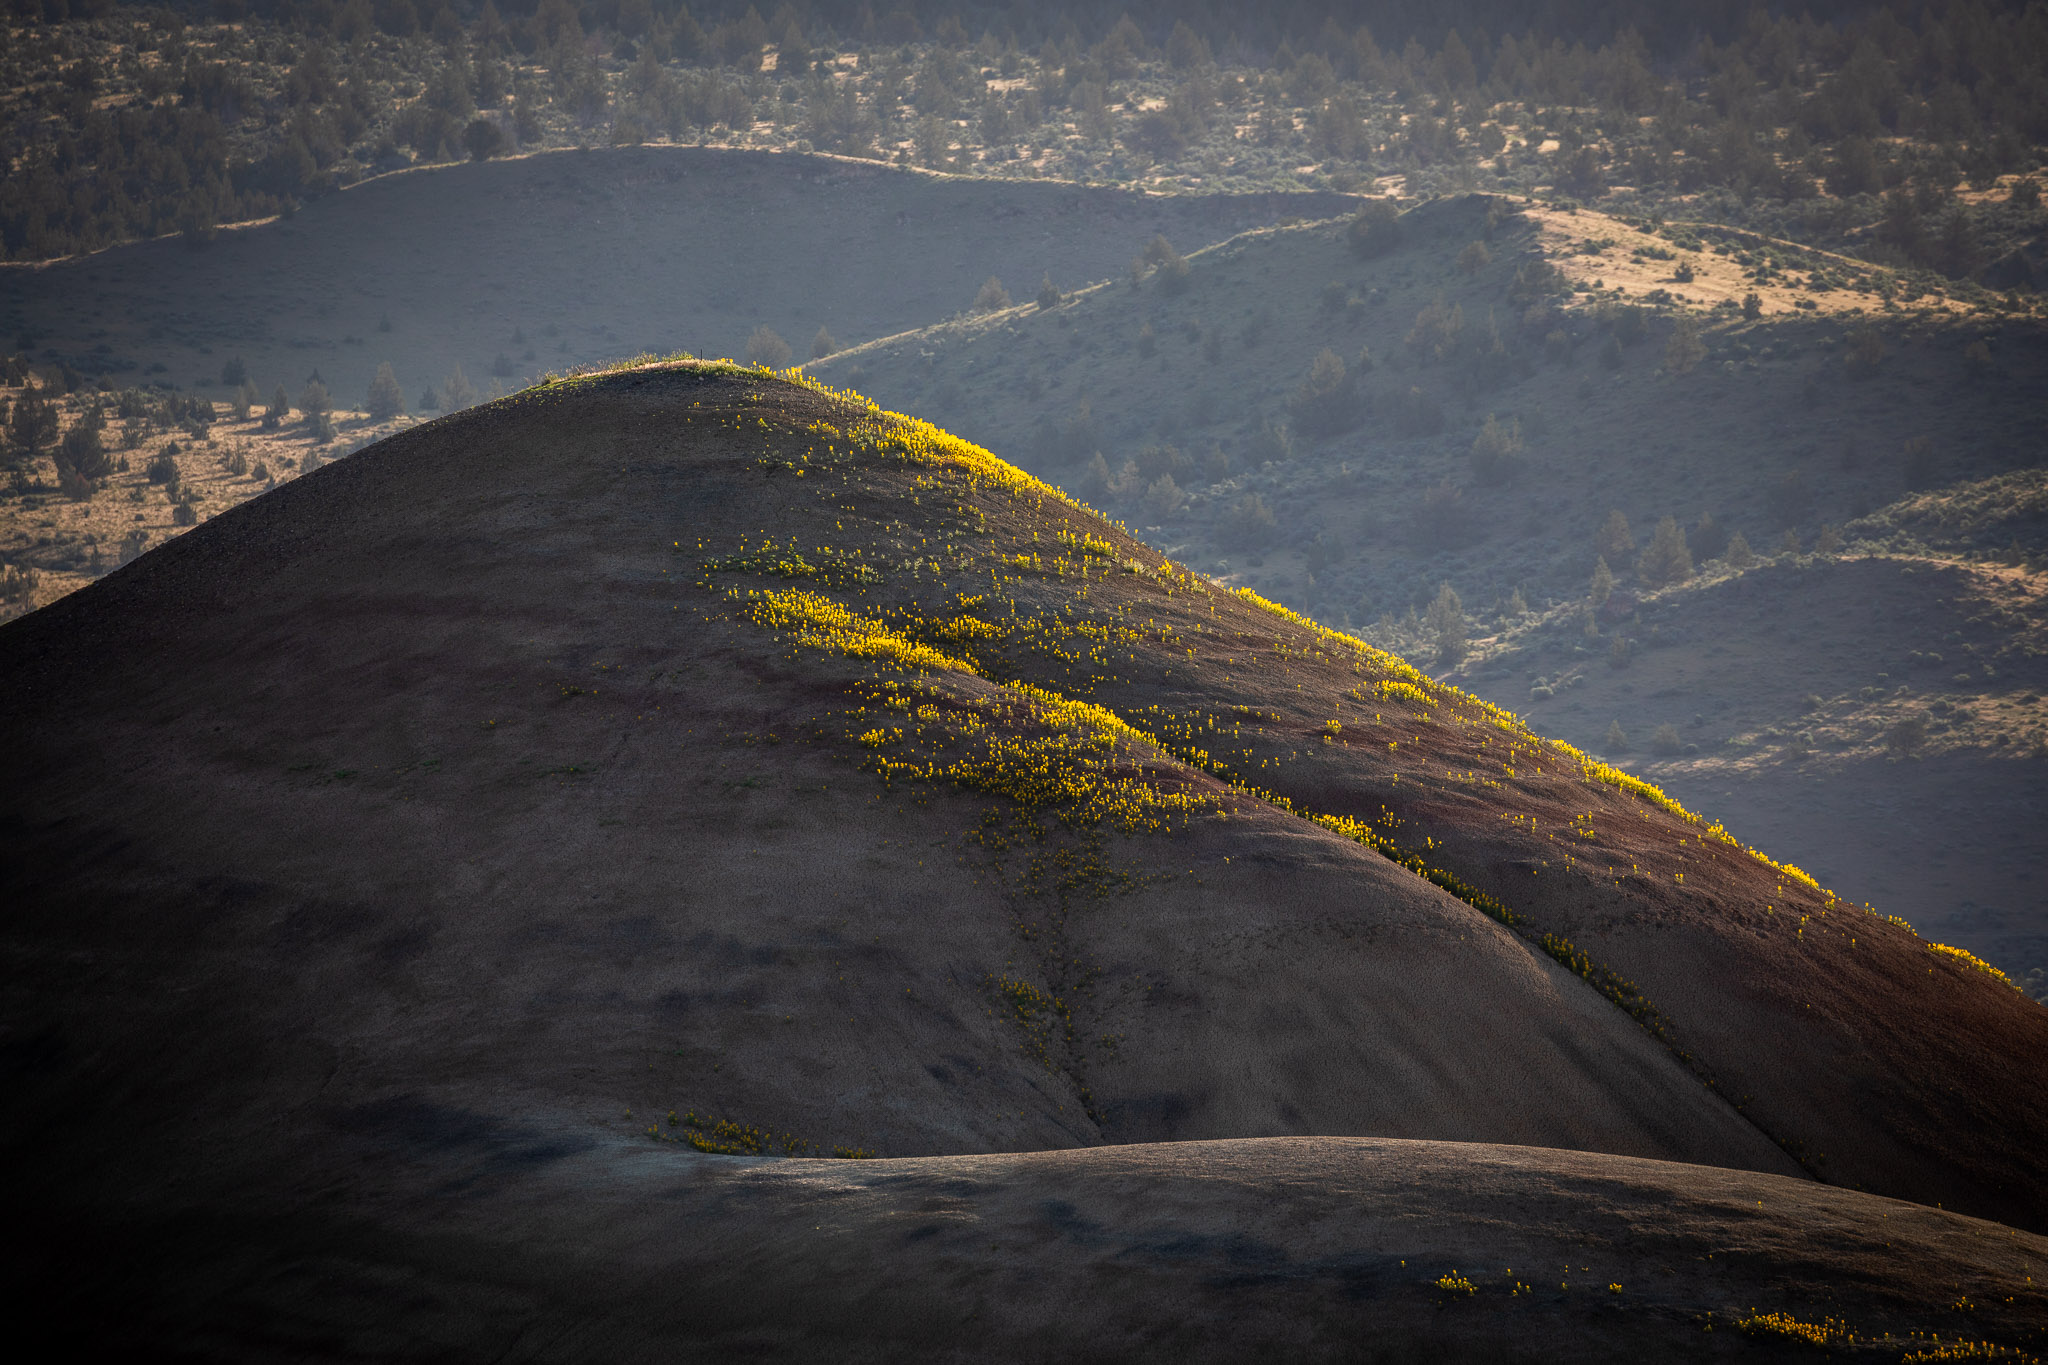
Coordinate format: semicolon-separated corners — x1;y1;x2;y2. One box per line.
1469;413;1523;481
310;410;336;443
1425;582;1467;666
264;384;289;429
972;276;1012;312
172;501;198;526
744;326;792;368
1605;719;1628;752
365;362;406;421
1886;713;1929;757
1347;198;1402;257
1673;257;1696;283
1036;275;1062;311
1608;635;1633;669
1405;294;1463;363
2012;177;2042;209
251;461;269;482
1289;348;1360;439
225;446;248;477
145;449;180;485
1741;292;1763;321
810;327;837;360
1636;515;1693;587
1649;723;1683;755
298;380;331;420
1457;241;1491;276
1220;492;1278;548
1144;235;1191;294
1663;315;1705;374
233;379;258;420
1724;529;1756;568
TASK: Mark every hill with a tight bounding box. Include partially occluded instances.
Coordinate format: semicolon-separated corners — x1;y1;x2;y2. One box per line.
2;361;2044;1356
0;145;1355;416
808;192;2048;996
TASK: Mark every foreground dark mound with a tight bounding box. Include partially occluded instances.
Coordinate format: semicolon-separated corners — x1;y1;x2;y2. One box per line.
13;1134;2045;1363
2;363;2044;1356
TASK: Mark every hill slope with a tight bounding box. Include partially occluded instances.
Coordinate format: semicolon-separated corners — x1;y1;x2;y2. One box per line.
0;146;1355;413
808;193;2048;993
2;362;2044;1355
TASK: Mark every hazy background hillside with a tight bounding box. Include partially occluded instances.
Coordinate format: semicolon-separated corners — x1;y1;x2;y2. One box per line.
2;0;2045;994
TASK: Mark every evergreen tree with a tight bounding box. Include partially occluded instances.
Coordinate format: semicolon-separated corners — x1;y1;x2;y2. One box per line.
365;363;406;421
810;327;837;360
8;383;56;462
745;326;792;368
1595;509;1635;565
55;409;112;485
1426;582;1467;666
442;363;478;410
1589;557;1614;608
1636;515;1693;587
1664;315;1705;374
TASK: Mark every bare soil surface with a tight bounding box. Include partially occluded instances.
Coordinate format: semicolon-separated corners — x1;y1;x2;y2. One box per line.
2;363;2043;1356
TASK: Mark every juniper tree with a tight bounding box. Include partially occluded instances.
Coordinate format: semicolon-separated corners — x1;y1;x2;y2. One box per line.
810;327;837;360
1664;315;1705;374
745;326;792;368
365;363;406;421
1595;509;1635;566
973;277;1012;312
8;383;56;462
441;364;478;410
1426;582;1467;666
1636;515;1693;588
1289;348;1359;438
1470;413;1523;481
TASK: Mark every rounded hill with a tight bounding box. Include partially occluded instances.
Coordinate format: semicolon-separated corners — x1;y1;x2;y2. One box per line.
2;361;2043;1358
